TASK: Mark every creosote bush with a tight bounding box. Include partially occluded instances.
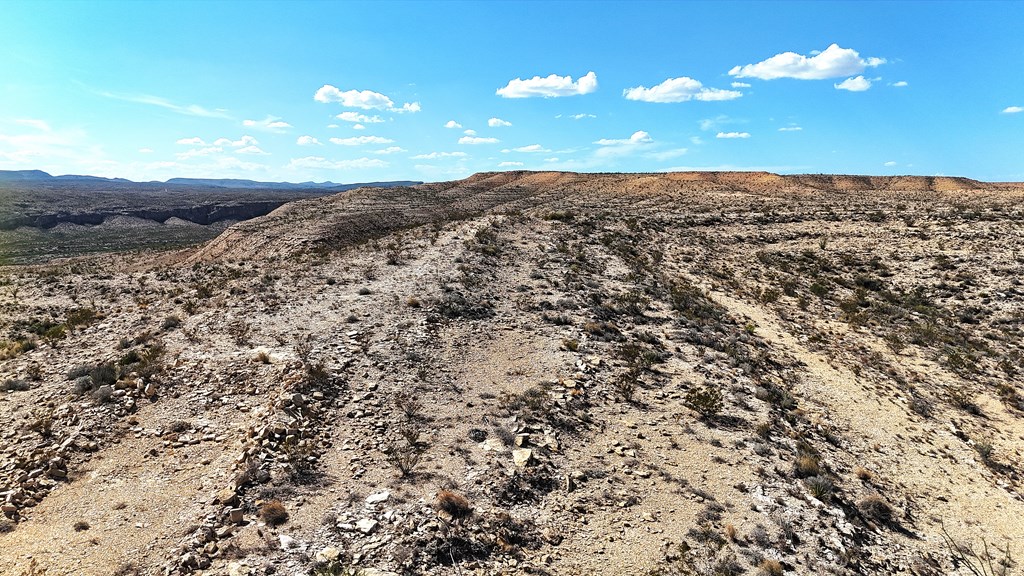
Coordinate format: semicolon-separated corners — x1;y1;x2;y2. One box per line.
684;385;723;419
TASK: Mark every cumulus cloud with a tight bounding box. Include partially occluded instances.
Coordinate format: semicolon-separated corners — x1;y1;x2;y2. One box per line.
213;135;259;147
594;131;653;146
411;151;468;159
571;113;596;120
463;129;477;136
730;82;751;88
444;120;462;129
623;77;742;102
176;137;206;145
488;117;512;127
352;124;366;130
1002;106;1023;114
892;81;908;87
236;145;268;155
314;85;420;113
459;136;500;145
336;111;385;124
373;146;406;154
176;146;223;159
498;161;524;167
329;135;394;146
496;71;598;98
729;44;885;80
778;126;803;132
716;132;750;139
297;136;321;146
834;76;872;91
592;131;654;159
288;156;388;170
242;116;292;132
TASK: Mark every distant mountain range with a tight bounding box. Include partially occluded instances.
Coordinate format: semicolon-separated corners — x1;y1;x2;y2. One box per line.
0;169;420;191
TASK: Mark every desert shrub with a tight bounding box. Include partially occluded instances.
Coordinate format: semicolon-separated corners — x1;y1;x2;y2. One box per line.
65;307;98;329
259;500;288;526
93;385;114;403
1;378;30;392
161;315;181;330
948;384;980;414
562;338;579;352
854;466;874;481
974;439;995;464
384;435;425;478
613;368;640;403
684;385;723;419
119;349;142;366
939;524;1014;576
804;476;834;500
90;362;118;387
73;520;90;531
73;376;95;395
435;490;473;523
857;494;894;524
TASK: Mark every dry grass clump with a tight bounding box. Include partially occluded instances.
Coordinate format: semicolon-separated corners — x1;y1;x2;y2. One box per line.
757;559;784;576
857;493;894;524
854;466;873;481
259;500;289;526
435;490;473;524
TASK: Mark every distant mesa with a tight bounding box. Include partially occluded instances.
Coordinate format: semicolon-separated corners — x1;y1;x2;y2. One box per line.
0;170;420;191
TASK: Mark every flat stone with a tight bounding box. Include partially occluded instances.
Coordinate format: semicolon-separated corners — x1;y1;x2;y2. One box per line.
481;438;506;452
365;491;390;505
512;448;533;467
356;518;378;534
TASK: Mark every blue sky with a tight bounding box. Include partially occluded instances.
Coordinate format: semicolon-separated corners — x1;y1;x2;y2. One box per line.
1;1;1022;183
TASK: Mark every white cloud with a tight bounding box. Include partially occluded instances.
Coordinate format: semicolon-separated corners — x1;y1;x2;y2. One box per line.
778;126;803;132
336;111;384;123
892;81;908;87
176;146;223;159
236;145;269;155
729;44;885;80
327;124;339;129
242;116;292;132
463;129;477;136
213;135;259;147
506;144;550;153
1002;106;1024;114
498;161;524;167
373;146;406;155
488;117;512;127
623;77;742;103
329;135;394;146
544;157;559;162
594;131;653;146
716;132;751;139
411;151;468;159
730;82;751;88
176;137;206;145
690;136;704;145
496;71;598;98
571;113;596;120
314;85;420;113
138;147;153;153
459;136;500;145
834;76;872;91
352;124;366;130
296;136;321;146
288;156;388;170
698;115;744;131
884;161;897;166
592;131;654;159
444;120;462;129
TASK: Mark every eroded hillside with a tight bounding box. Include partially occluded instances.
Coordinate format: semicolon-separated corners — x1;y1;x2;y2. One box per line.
1;171;1022;576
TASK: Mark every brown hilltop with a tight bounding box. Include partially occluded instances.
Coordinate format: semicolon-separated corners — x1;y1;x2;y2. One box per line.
2;170;1024;576
193;170;1019;263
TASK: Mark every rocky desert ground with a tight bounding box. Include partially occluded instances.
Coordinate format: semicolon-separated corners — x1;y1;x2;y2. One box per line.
1;171;1022;576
